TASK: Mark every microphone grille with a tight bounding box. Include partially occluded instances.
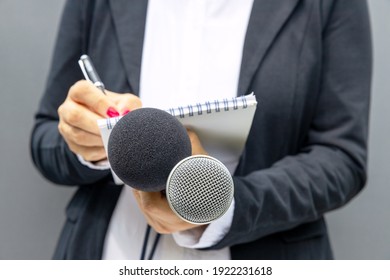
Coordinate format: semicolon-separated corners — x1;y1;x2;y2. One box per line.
166;155;234;224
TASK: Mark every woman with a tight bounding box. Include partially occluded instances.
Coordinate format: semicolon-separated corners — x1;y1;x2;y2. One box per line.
31;0;372;259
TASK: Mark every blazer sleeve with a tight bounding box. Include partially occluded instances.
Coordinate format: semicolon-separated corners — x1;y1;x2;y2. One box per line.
212;0;372;248
30;0;111;186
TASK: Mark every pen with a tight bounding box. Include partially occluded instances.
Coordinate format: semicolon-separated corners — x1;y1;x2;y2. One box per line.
78;54;106;94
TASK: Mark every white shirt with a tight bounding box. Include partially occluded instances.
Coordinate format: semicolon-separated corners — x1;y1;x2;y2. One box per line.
101;0;253;260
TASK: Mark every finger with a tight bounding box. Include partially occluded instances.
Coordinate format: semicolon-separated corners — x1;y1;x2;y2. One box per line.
58;121;103;147
58;99;104;135
105;91;143;115
65;139;107;162
132;190;160;228
132;190;167;214
116;94;142;114
186;129;208;156
132;190;175;233
132;190;198;233
68;80;117;117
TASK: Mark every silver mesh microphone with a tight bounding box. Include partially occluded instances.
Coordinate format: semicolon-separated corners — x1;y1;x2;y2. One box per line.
166;155;234;224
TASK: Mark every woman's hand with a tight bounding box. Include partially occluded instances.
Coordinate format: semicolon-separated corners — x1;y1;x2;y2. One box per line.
57;80;142;162
132;190;203;234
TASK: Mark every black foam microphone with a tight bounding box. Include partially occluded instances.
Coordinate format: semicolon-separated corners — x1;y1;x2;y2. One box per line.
107;108;192;192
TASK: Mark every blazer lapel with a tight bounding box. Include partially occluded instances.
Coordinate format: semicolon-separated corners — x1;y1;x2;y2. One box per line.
238;0;300;95
109;0;148;95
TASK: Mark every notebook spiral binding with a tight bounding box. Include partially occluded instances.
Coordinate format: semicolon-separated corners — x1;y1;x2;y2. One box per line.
167;95;250;119
101;93;255;131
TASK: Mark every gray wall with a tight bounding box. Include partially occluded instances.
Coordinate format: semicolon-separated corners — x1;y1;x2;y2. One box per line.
326;0;390;260
0;0;388;259
0;0;73;259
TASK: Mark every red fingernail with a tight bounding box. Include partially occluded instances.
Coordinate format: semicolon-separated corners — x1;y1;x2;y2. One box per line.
107;107;120;117
122;109;131;116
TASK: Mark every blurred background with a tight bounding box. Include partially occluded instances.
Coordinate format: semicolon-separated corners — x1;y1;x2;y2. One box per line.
0;0;389;259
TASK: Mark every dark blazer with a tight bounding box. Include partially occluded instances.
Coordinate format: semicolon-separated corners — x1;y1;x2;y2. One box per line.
31;0;372;259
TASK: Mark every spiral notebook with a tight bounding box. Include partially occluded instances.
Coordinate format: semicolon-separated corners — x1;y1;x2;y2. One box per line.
97;93;257;182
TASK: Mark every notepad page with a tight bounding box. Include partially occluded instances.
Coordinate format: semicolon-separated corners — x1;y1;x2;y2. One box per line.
167;94;257;159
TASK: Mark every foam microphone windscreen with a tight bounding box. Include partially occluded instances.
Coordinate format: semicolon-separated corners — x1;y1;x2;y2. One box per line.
107;108;192;192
